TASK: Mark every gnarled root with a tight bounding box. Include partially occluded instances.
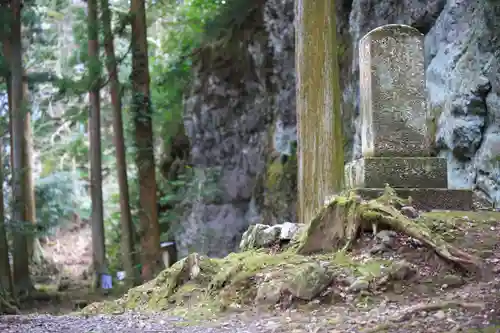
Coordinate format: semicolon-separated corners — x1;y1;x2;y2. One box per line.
0;292;19;315
296;188;483;273
362;200;482;273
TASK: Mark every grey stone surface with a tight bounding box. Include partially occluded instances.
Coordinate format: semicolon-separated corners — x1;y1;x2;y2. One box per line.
359;24;430;157
239;222;304;251
346;25;472;209
425;0;500;201
347;23;473;210
345;157;447;189
354;188;473;211
177;0;500;258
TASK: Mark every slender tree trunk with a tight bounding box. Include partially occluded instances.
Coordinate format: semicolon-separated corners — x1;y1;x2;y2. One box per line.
130;0;162;281
0;41;15;305
1;44;14;296
23;75;41;264
101;0;137;286
296;0;344;225
3;39;40;265
3;41;14;176
87;0;107;289
0;138;14;301
10;0;33;294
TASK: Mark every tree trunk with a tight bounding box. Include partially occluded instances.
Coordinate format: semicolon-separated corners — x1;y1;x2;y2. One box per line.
2;39;14;172
7;82;13;171
3;38;40;265
87;0;107;289
101;0;138;286
9;0;34;295
0;54;17;312
296;0;344;225
23;74;42;265
130;0;163;281
0;137;15;307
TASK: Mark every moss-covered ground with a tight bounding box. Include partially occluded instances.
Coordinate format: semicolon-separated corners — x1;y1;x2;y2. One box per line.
81;249;395;321
76;195;500;332
79;207;499;321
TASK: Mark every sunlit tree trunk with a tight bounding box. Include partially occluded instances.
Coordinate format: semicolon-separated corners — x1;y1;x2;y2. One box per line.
296;0;344;225
10;0;34;294
101;0;138;286
87;0;107;289
131;0;163;281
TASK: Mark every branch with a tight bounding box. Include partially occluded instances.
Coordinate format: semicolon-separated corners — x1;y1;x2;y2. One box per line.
98;41;132;89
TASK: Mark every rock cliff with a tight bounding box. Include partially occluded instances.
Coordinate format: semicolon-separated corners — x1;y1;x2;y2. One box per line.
177;0;500;257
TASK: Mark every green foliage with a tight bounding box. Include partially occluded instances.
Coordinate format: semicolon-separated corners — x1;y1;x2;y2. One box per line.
148;0;227;147
158;166;222;240
103;207;132;274
0;0;260;276
34;171;90;236
5;170;91;238
202;0;260;41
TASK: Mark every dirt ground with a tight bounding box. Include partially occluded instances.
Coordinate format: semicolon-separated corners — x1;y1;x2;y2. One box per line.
2;210;500;332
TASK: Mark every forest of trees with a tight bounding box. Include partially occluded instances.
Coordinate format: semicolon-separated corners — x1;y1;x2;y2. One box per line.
0;0;230;311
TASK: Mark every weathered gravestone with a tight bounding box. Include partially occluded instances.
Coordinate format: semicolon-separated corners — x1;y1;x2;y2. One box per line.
345;24;472;210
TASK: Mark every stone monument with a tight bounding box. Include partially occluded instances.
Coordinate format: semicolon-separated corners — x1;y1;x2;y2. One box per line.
345;24;472;210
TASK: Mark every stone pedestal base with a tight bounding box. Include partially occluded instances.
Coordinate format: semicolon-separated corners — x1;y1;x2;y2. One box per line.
353;188;473;211
345;157;448;188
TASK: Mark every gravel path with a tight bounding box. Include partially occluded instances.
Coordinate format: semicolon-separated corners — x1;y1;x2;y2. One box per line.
2;279;499;333
0;313;248;333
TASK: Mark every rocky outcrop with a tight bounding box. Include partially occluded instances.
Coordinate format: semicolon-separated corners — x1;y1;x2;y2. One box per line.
427;0;500;204
239;221;304;251
177;0;500;258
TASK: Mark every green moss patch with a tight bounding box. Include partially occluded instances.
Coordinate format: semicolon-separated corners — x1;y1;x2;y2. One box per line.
260;148;298;222
81;249;394;321
265;159;284;189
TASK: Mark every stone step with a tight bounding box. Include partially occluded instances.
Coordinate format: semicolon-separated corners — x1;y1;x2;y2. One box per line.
345;157;448;189
352;188;473;211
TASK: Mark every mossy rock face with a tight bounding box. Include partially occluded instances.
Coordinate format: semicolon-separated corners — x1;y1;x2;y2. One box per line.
260;154;298;224
286;262;332;300
254;261;331;305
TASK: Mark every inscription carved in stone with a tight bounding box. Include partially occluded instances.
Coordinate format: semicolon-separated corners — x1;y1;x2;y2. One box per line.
359;24;429;157
346;24;473;211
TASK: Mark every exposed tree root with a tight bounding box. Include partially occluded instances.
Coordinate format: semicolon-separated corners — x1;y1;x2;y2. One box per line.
0;292;19;315
364;300;485;332
296;186;483;273
392;300;485;323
